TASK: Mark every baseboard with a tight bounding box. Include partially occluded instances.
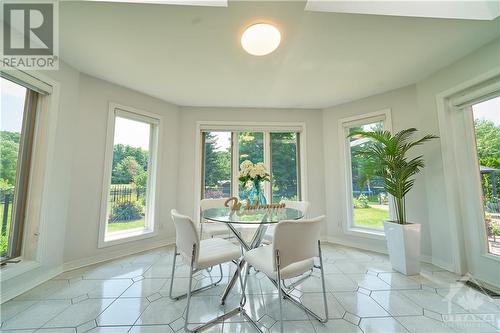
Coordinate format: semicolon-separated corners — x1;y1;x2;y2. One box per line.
1;265;63;303
324;236;388;255
63;237;176;272
324;236;457;273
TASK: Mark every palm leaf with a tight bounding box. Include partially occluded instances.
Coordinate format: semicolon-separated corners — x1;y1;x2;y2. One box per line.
347;128;438;224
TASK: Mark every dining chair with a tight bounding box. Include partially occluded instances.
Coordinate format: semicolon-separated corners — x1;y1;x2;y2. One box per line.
262;200;310;243
169;209;243;332
200;198;234;239
243;216;328;333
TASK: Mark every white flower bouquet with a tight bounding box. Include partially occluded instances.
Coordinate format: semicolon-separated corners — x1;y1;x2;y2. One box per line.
238;160;270;186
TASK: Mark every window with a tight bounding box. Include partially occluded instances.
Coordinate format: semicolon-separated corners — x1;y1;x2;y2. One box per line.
202;131;232;198
0;77;39;261
342;111;392;233
200;126;303;204
238;132;264;200
100;106;160;245
271;132;300;202
471;96;500;256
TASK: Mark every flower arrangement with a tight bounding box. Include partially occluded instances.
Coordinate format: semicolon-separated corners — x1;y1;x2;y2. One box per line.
238;160;270;185
238;160;270;205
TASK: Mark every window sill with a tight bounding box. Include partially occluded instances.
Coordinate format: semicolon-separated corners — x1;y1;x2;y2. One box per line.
99;228;157;248
0;259;41;282
345;227;385;240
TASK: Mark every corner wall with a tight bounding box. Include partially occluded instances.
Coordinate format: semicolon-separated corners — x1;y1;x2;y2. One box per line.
322;37;500;273
62;74;180;267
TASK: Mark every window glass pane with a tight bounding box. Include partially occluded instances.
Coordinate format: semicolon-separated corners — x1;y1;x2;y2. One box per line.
238;132;264;199
106;116;151;236
271;132;299;203
472;96;500;256
0;78;27;258
348;121;389;230
203;131;232;198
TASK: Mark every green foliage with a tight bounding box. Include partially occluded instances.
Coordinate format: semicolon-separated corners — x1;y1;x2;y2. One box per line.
348;128;438;224
271;133;298;202
113;156;141;184
490;221;500;237
111;144;148;184
0;178;12;190
238;132;264;165
204;132;231;188
133;169;148;192
474;119;500;161
353;194;369;208
109;197;144;222
0;131;21;185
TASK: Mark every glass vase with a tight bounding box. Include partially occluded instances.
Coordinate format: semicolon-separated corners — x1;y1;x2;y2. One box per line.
248;179;267;206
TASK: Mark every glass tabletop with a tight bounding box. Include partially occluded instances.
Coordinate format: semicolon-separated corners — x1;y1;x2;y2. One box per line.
202;207;304;225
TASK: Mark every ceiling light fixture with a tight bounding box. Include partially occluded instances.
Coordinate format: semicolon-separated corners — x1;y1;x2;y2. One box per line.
241;23;281;56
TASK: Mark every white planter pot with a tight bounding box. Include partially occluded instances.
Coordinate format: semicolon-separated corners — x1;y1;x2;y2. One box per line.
383;221;421;275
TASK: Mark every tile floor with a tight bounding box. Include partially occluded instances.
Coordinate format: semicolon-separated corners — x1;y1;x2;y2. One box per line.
2;243;499;333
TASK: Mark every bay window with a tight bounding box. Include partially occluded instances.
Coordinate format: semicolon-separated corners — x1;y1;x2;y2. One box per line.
200;125;304;204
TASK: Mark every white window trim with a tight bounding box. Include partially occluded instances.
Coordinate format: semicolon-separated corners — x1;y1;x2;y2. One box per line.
0;69;59;281
436;71;500;267
98;103;162;248
338;109;393;240
194;121;308;221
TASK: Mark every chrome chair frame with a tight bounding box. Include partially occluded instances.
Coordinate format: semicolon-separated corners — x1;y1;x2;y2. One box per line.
272;240;328;333
169;243;263;333
168;245;223;301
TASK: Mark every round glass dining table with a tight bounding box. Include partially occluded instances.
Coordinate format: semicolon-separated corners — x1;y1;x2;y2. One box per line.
201;206;304;304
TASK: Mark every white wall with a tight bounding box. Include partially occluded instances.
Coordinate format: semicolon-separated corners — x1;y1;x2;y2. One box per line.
322;85;433;257
62;74;180;267
321;37;500;274
1;61;80;301
176;107;326;234
3;36;499;302
416;38;500;284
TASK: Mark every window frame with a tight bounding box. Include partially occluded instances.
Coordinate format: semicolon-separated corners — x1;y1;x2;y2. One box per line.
339;109;393;239
98;103;162;248
461;94;500;260
195;121;307;221
0;79;39;262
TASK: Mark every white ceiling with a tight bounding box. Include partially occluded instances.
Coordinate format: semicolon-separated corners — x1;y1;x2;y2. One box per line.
306;0;500;21
59;1;500;109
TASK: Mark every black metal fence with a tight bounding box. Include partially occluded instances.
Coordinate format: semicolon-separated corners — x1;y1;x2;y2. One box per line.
109;184;144;204
0;188;14;237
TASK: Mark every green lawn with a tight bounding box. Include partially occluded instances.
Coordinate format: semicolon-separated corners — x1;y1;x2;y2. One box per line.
107;218;145;233
353;207;388;229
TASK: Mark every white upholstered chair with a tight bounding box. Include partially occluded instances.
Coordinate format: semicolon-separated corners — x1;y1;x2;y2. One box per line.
169;209;242;332
262;200;310;243
199;198;233;239
244;216;328;333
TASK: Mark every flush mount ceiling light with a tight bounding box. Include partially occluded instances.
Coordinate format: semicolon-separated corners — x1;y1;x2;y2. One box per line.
241;23;281;56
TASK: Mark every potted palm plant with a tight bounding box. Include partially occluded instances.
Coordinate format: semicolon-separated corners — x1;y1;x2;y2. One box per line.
348;128;437;275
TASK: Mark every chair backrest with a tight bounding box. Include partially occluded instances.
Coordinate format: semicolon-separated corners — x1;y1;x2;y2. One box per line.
281;200;310;219
200;198;230;223
272;215;324;269
171;209;200;264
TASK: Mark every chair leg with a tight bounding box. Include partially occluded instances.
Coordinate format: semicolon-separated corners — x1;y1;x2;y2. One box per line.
275;250;284;333
318;240;329;323
184;245;196;332
169;246;223;301
237;261;247;307
168;245;178;300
